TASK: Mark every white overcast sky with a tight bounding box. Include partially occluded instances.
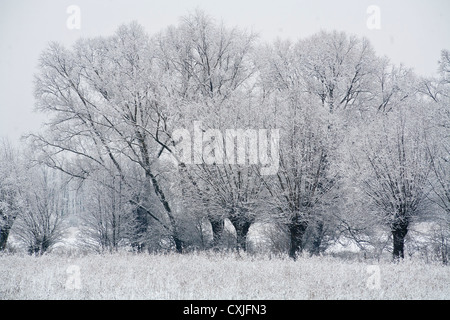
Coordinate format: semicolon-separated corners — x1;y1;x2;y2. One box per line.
0;0;449;144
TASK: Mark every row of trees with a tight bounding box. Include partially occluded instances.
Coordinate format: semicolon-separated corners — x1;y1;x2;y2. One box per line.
1;11;448;261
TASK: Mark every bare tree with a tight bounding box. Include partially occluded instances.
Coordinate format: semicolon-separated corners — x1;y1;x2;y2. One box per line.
13;166;67;255
254;32;379;259
156;10;261;250
31;22;186;252
78;166;136;253
422;49;450;264
0;139;25;251
359;103;431;260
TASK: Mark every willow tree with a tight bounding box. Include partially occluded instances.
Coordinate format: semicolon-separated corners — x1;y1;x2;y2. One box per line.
31;22;184;252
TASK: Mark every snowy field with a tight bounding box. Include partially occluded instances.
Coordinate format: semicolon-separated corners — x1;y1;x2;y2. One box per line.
0;252;448;300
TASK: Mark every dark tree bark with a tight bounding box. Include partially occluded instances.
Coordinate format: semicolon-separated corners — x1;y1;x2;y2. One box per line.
144;164;183;253
392;219;409;260
0;215;15;252
229;211;253;252
440;233;448;265
0;226;11;251
27;234;52;256
209;217;224;249
288;215;309;260
235;221;251;252
310;220;325;256
132;205;149;253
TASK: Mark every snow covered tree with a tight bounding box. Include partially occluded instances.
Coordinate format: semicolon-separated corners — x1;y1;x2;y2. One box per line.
77;165;136;253
155;10;261;250
255;31;380;258
13;166;68;255
420;49;450;263
426;50;450;217
352;63;432;259
0;139;26;251
299;31;379;114
31;22;186;252
27;12;448;260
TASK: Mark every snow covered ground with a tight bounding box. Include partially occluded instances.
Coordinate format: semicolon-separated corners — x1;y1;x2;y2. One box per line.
0;251;448;299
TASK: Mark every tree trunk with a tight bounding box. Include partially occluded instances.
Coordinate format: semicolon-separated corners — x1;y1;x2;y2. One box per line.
0;226;11;251
41;235;51;255
209;217;224;249
138;130;183;254
0;215;15;252
133;205;148;253
310;220;324;256
441;232;448;265
173;237;183;253
145;168;183;253
289;216;308;260
235;221;251;252
392;220;408;260
229;215;252;252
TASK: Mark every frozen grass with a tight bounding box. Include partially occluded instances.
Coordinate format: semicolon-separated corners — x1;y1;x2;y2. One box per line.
0;251;448;300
